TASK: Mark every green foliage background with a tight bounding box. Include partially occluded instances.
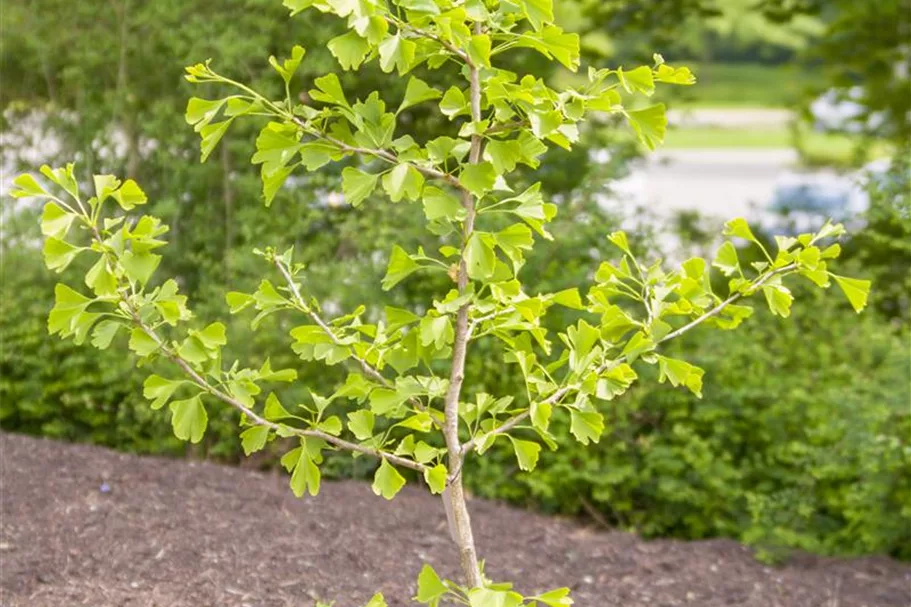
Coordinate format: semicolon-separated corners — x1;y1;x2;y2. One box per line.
2;0;908;561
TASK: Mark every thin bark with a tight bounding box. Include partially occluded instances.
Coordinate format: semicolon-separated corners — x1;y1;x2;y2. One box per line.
441;22;485;590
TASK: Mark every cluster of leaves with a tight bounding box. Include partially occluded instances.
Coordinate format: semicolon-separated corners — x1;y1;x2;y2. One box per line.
12;159;868;590
468;276;909;562
183;0;696;206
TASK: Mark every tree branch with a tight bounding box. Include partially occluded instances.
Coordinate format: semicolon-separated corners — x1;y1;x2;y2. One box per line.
289;116;464;190
273;258;441;427
439;20;485;589
386;16;473;66
462;264;800;454
131;312;429;473
87;222;429;474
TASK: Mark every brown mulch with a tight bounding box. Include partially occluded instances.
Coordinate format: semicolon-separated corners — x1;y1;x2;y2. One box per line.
1;432;908;607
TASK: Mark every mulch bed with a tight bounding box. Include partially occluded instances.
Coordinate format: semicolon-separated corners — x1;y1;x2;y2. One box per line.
1;432;908;607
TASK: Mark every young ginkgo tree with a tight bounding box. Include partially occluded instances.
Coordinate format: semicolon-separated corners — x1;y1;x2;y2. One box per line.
12;0;871;605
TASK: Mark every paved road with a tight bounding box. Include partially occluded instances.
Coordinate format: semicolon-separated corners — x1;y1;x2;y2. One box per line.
666;108;793;129
605;149;798;220
643;149;798;218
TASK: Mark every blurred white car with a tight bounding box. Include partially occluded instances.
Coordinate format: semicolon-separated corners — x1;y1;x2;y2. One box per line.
810;87;886;134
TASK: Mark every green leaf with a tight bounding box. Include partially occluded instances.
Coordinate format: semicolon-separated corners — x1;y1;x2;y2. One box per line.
240;426;270;455
382;245;421;290
283;0;312;16
422;186;465;222
626;104;667;150
170;395;208;443
763;284;794;318
713;241;741;277
93;174;121;203
399;0;440;13
570;410;604;445
399;77;442;113
468;34;492;67
378;34;416;75
264;392;293;421
289;443;321;497
40;203;76;239
43;237;82;272
262;165;294;206
328;31;370;71
832;275;871;313
420;315;454;349
520;0;553;30
112;179;147;210
385;306;421;330
551;288;583;309
509;437;541;472
513;25;580;71
47;283;92;337
416;564;448;603
531;587;574;607
723;218;758;243
372;459;406;500
657;355;704;397
484;140;522;174
39;164;80;199
620;332;653;364
226;291;255;314
198;120;233;162
298;142;337;171
460;162;497;197
382;164;425;202
90;319;122;349
618;65;655;95
11;173;48;198
128;329;160;357
259;359;298;383
85;257;118;296
269;45;306;85
465;233;497;280
655;64;696;85
252;122;302;177
341;167;379;207
310;73;349;106
347;410;375;440
468;587;524;607
121;250;161;286
363;594;389;607
439;87;468;119
529;398;552;432
608;230;632;255
185;97;226;127
529;109;563;138
369;388;409;415
423;464;447;495
143;375;184;410
195;322;227;349
354;15;388;44
597;363;638;400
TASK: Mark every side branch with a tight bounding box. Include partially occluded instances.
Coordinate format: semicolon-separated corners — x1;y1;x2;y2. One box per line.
274;258;440;426
462;263;800;453
289;116;464;191
132;311;429;473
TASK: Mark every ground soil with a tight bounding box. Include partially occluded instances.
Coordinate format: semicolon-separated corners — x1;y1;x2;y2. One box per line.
1;432;908;607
